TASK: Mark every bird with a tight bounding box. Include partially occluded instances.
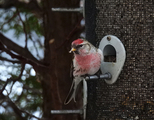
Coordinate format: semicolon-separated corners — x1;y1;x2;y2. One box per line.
64;38;103;104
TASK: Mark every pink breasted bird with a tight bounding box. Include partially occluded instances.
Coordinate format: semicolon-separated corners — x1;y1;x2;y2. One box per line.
64;38;103;104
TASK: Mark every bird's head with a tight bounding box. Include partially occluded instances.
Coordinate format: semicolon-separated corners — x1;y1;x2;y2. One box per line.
69;39;91;55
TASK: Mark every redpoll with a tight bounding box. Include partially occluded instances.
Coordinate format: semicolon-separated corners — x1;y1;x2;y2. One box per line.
64;39;103;104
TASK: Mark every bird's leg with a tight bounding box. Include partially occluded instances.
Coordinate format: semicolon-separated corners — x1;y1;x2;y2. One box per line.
81;74;90;80
81;74;88;78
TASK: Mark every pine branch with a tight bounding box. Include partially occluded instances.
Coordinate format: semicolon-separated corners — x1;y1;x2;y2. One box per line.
0;11;18;30
0;38;48;71
0;93;43;120
0;33;39;62
0;0;42;18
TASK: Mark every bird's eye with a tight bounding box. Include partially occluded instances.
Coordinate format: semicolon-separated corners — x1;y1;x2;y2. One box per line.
76;45;83;48
79;45;83;47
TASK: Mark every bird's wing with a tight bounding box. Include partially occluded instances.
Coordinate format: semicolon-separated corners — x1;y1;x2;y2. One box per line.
98;48;104;61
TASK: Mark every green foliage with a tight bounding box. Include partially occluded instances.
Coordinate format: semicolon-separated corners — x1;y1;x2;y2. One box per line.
11;23;23;39
25;76;41;89
0;9;43;39
0;114;16;120
0;64;42;119
17;75;42;111
0;3;44;120
20;75;42;118
25;15;43;36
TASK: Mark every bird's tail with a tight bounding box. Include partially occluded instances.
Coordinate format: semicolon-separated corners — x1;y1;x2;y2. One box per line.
64;77;83;105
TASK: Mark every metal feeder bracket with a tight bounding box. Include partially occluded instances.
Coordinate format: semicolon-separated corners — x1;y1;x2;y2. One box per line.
51;0;85;17
51;73;112;120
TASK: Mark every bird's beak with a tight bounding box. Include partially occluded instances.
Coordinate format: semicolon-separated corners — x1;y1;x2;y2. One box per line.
69;48;76;53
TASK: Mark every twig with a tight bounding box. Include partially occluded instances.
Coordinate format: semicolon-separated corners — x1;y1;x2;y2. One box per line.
16;9;28;48
1;93;43;120
0;11;18;30
0;79;11;95
17;63;25;80
36;38;44;48
20;109;42;120
9;63;25;95
0;63;25;95
29;34;42;59
8;80;16;95
0;33;41;65
1;93;39;120
0;56;21;64
0;41;49;71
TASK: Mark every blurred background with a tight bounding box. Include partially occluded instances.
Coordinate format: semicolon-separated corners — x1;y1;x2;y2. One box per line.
0;0;84;120
1;0;154;120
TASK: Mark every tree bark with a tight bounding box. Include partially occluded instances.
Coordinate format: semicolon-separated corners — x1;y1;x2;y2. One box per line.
39;0;83;120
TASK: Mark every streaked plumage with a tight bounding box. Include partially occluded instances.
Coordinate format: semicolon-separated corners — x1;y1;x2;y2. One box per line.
64;39;103;104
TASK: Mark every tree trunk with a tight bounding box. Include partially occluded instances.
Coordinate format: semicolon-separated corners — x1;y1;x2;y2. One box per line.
39;0;83;120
